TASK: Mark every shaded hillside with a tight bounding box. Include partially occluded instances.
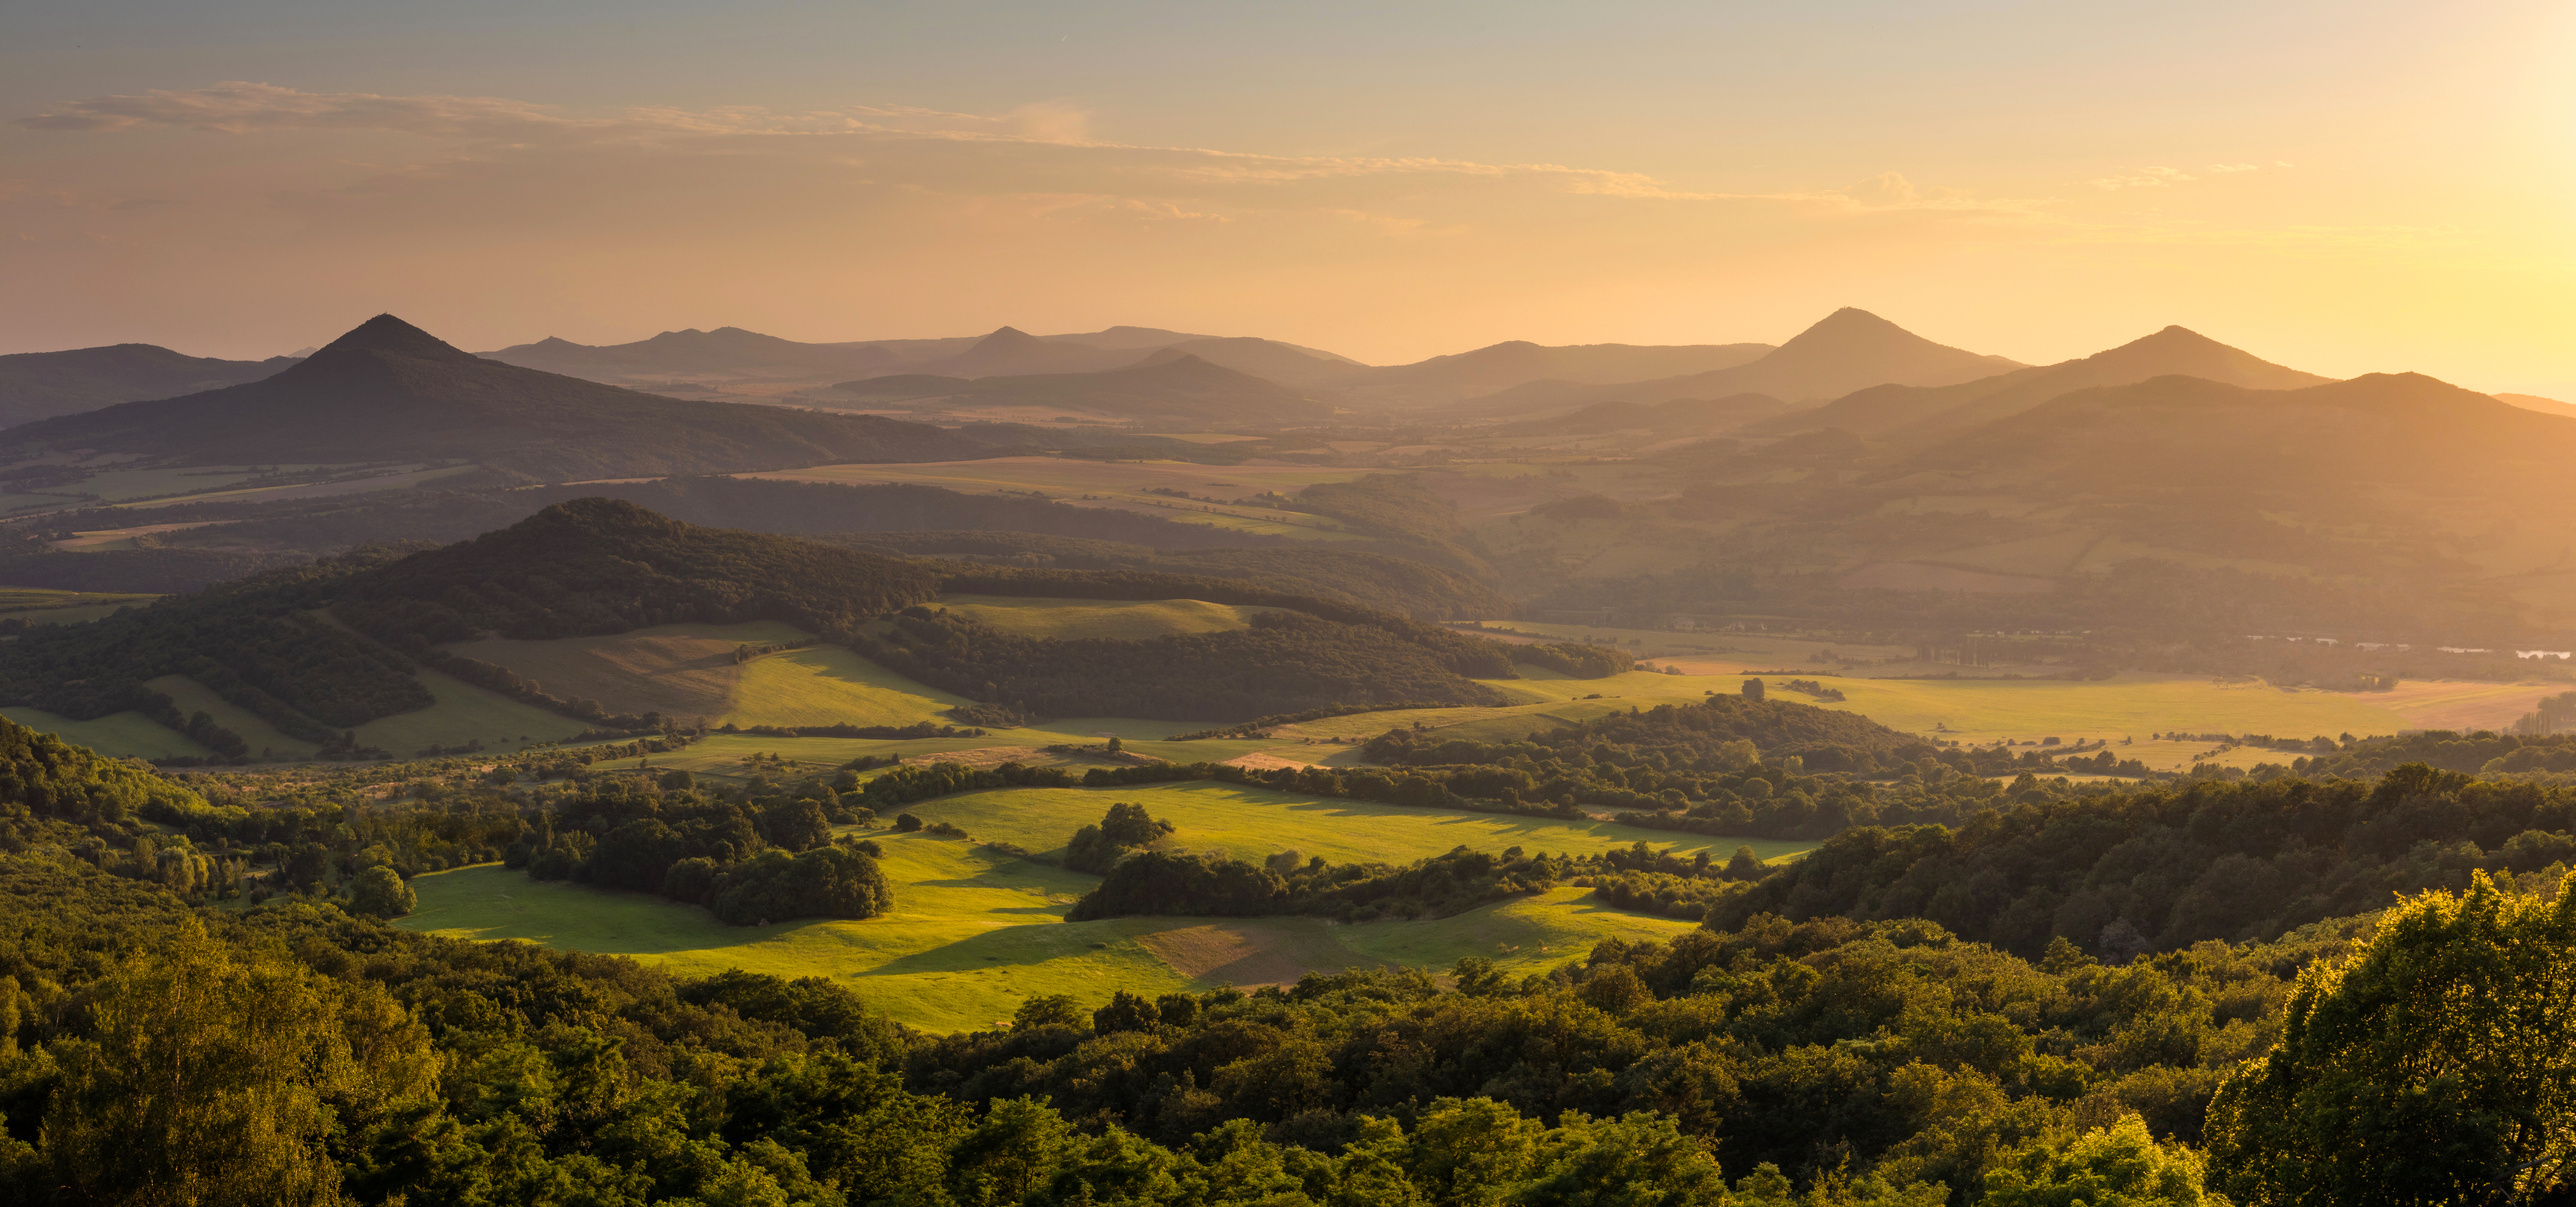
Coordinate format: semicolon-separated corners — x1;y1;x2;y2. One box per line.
7;316;990;480
0;476;1264;593
333;498;943;644
1;499;1523;744
1892;372;2576;501
1750;325;2330;439
838;353;1331;424
830;530;1508;618
0;343;296;428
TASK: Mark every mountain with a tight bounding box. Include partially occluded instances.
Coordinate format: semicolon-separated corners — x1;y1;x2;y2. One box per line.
6;315;995;480
483;327;906;384
1896;372;2576;500
1356;340;1775;405
1136;337;1365;389
0;344;298;428
907;326;1150;378
1038;325;1212;351
836;353;1331;424
1441;309;2019;420
1750;325;2330;440
1651;308;2021;404
2495;392;2576;420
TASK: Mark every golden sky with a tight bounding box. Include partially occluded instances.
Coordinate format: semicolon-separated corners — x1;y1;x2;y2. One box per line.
4;1;2572;393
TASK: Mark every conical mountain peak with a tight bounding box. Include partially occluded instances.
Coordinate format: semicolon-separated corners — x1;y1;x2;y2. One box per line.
304;314;474;365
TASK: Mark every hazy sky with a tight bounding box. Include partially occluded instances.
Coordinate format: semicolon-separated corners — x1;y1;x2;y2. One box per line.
5;0;2572;392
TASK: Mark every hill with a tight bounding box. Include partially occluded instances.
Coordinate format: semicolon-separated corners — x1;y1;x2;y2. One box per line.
837;353;1332;424
907;325;1149;378
1748;324;2331;439
5;315;997;480
2495;392;2576;420
1446;308;2021;418
1131;337;1363;389
0;498;1523;748
481;326;905;384
0;343;297;428
1355;339;1775;405
1894;371;2576;500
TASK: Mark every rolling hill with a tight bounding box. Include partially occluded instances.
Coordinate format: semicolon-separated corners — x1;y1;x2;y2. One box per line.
1748;324;2331;439
5;315;997;481
0;498;1525;751
0;343;298;428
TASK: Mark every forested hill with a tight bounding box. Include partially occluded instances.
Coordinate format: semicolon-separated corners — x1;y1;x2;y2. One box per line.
1372;692;1928;773
0;499;1523;742
2;315;997;480
333;497;942;643
1712;763;2576;960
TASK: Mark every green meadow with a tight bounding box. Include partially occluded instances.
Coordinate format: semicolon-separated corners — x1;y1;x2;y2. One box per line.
935;594;1277;640
893;780;1813;866
401;824;1715;1034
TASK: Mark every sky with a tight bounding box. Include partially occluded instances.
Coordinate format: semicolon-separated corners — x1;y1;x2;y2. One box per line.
4;0;2573;393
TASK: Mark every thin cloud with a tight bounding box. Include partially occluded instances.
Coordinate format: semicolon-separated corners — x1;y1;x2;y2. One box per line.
2092;166;2197;190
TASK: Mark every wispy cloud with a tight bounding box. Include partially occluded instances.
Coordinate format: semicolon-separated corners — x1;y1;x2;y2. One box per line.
2091;165;2197;190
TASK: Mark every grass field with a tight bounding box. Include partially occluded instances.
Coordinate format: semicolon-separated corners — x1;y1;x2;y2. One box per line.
0;707;214;759
450;621;815;723
724;645;970;727
145;675;321;758
0;587;161;615
352;665;594;756
935;594;1278;640
450;621;972;729
894;780;1813;866
402;827;1708;1033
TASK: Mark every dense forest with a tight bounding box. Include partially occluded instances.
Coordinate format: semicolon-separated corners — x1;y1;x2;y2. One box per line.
2;705;2574;1202
856;605;1515;721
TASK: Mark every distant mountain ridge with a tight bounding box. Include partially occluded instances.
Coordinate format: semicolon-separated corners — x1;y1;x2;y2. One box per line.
6;315;1018;480
1444;308;2020;420
0;344;300;429
1752;324;2330;440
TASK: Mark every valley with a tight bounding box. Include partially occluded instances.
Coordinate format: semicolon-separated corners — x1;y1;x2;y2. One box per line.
8;303;2576;1205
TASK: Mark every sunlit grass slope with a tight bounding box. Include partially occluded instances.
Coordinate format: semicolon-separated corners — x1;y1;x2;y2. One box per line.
895;780;1812;866
402;828;1710;1033
934;594;1278;640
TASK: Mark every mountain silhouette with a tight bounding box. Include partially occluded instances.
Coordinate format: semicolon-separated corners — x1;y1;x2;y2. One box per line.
1444;309;2018;420
9;314;991;480
1359;339;1776;405
1894;372;2576;505
1136;337;1364;389
485;326;905;382
0;343;298;428
1758;324;2330;439
911;326;1145;378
